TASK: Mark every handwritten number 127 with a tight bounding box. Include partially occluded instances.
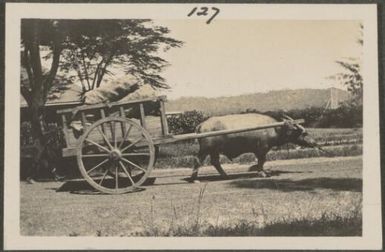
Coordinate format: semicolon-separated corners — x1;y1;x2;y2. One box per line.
187;7;220;24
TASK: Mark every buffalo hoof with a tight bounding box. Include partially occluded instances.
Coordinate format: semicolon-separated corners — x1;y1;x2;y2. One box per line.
53;173;66;182
187;177;200;183
54;175;66;182
264;169;273;176
220;174;230;180
248;164;259;171
256;171;269;178
26;177;37;184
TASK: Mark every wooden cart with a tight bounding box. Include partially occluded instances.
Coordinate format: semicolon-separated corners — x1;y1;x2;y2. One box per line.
56;95;304;194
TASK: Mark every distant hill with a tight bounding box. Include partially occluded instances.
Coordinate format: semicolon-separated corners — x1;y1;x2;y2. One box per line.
20;80;350;117
166;88;350;116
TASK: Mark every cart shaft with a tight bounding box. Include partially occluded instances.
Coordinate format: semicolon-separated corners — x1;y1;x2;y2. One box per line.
152;119;305;144
61;119;304;157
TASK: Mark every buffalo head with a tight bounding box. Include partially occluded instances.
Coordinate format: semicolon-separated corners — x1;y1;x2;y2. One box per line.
281;115;317;148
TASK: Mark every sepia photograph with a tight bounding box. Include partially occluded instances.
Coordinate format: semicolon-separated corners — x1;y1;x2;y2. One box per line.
3;3;382;250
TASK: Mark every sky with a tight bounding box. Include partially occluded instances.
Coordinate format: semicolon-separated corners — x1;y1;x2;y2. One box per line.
155;20;362;99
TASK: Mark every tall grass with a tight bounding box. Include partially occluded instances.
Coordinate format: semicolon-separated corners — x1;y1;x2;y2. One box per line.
137;184;209;236
202;213;361;236
129;184;362;237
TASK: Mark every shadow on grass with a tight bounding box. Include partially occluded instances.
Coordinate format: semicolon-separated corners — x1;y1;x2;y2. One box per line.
55;170;311;192
56;178;153;194
230;177;362;192
181;169;310;183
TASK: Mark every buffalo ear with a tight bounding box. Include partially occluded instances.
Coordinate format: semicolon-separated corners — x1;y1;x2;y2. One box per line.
282;121;295;136
283;120;295;129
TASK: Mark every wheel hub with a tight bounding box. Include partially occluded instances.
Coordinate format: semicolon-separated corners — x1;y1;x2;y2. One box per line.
109;149;122;161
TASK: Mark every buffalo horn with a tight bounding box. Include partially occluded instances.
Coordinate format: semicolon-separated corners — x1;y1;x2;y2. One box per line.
296;123;306;131
282;114;306;131
282;115;294;121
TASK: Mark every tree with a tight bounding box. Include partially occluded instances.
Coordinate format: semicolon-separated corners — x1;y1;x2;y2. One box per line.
330;24;363;106
59;20;182;92
333;57;362;106
20;19;182;177
21;20;65;142
324;23;363;128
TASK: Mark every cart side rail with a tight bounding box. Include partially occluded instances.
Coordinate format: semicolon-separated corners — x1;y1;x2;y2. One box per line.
57;95;170;150
56;95;167;114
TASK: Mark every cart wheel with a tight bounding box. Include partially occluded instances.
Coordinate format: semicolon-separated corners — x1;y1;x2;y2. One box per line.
77;117;155;194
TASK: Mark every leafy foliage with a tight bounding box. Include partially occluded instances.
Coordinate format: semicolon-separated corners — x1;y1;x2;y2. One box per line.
244;106;362;128
331;58;362;106
59;20;183;91
167;110;208;134
21;18;183;108
165;104;362;137
317;104;362;128
21;20;65;107
328;24;363;106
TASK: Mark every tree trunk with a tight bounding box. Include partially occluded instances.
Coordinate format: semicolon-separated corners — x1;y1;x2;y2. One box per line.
21;20;63;179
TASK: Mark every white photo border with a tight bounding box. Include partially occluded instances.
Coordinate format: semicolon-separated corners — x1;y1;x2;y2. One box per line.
4;3;382;250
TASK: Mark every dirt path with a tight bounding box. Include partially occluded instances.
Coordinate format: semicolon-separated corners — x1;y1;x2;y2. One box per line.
20;156;362;236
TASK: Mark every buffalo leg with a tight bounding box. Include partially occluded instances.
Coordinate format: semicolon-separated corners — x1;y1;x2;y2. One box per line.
255;153;269;177
191;150;207;182
249;148;270;177
210;152;228;179
256;154;266;171
249;150;268;172
248;157;259;171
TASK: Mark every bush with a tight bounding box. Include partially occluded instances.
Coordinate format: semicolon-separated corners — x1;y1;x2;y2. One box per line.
244;104;362;128
20;121;65;148
20;121;34;146
318;103;362;128
167;110;208;134
20;121;67;178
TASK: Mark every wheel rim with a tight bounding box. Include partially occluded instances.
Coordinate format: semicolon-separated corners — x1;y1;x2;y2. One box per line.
77;117;155;194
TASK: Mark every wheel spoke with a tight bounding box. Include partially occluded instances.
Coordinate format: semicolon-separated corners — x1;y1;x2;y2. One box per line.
119;124;133;149
115;164;119;190
82;154;110;158
98;169;109;186
121;152;150;157
121;136;144;153
97;126;113;150
86;158;109;174
110;120;116;148
85;139;111;153
119;161;136;186
121;157;147;173
79;118;153;194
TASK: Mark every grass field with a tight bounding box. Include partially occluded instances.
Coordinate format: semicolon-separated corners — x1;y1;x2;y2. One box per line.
20;156;362;236
306;128;362;145
20;128;362;237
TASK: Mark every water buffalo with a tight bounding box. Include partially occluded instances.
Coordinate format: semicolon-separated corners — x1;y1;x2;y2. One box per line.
190;113;317;182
